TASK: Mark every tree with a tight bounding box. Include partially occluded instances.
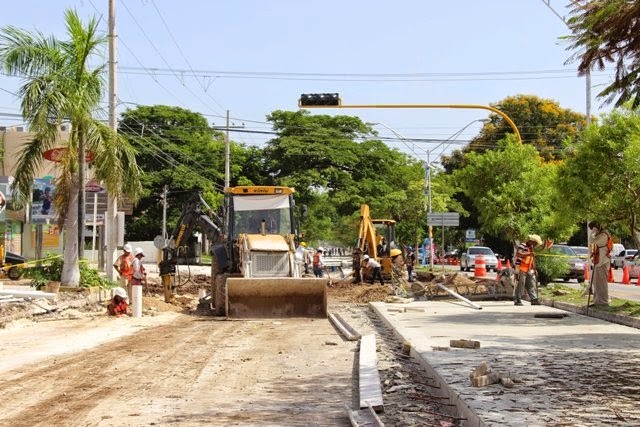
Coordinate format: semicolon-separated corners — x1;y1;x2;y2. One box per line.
566;1;640;108
0;10;141;286
556;108;640;248
464;95;585;161
263;110;426;246
119;105;226;240
452;136;575;245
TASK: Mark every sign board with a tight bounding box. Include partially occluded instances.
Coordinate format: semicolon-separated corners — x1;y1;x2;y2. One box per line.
427;212;459;227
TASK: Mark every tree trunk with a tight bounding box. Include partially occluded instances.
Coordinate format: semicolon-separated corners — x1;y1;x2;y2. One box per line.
61;177;81;286
78;130;85;259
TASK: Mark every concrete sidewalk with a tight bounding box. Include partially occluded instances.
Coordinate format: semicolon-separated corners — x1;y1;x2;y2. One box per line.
371;300;640;426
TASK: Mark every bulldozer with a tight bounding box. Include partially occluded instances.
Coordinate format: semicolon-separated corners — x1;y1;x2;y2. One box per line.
159;186;327;319
354;204;401;282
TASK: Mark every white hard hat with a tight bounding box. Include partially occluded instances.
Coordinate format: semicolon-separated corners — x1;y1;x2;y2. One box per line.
363;254;369;260
133;247;145;257
114;287;128;299
123;243;132;253
317;247;324;252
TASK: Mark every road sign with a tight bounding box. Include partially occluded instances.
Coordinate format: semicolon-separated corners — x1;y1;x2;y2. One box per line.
427;212;459;227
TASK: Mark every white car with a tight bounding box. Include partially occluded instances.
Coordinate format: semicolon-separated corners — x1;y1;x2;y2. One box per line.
460;246;499;272
612;249;637;269
625;253;640;279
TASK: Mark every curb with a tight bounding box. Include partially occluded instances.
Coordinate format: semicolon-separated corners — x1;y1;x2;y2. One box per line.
541;298;640;329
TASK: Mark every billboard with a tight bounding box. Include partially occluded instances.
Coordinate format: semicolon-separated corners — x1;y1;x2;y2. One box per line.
31;177;56;223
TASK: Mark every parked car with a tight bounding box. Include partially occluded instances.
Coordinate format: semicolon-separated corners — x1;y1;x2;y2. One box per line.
460;246;498;272
570;246;590;261
625;252;640;279
3;251;26;280
611;249;637;269
548;244;585;282
612;243;625;258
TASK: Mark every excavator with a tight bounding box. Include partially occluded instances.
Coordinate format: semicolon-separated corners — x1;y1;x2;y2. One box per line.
159;186;327;319
354;204;401;282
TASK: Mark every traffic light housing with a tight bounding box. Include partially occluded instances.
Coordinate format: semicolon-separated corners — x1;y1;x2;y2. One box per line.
299;93;341;107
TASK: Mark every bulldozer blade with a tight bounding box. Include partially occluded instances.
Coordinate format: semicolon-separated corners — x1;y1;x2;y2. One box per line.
226;277;327;319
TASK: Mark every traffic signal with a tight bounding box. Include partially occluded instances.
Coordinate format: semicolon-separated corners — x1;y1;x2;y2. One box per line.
299;93;341;107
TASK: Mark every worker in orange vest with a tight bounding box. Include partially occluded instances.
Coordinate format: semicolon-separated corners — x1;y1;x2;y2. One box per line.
113;244;134;301
514;234;542;306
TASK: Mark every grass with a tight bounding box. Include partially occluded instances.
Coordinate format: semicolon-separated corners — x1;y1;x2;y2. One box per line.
539;284;640;318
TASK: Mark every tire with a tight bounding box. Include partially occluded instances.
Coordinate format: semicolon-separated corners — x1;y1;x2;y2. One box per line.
8;267;22;280
460;263;464;272
563;277;570;282
577;276;585;283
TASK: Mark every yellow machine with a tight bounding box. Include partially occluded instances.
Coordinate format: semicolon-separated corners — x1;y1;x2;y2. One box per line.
160;186;327;318
354;204;401;281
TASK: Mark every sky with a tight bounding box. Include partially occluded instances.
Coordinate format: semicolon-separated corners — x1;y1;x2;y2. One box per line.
0;0;614;163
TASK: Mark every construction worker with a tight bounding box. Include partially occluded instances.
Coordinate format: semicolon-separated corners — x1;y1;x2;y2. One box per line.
589;221;611;307
107;287;128;316
312;247;324;278
113;244;134;300
514;234;542;306
405;247;416;282
363;254;385;286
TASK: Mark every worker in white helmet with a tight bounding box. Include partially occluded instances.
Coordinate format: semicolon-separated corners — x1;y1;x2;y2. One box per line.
107;287;129;316
113;243;134;299
130;247;146;287
362;254;385;286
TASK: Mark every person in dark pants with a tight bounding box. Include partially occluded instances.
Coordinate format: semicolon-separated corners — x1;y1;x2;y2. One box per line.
405;247;416;282
363;254;385;286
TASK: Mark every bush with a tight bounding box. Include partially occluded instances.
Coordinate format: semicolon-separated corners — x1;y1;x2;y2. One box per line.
22;254;117;289
535;251;570;285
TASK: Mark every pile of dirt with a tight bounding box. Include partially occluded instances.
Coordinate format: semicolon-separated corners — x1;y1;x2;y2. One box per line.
328;280;394;303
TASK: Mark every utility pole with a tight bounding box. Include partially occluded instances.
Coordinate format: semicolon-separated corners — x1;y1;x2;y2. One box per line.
162;185;168;239
106;0;118;279
225;110;230;188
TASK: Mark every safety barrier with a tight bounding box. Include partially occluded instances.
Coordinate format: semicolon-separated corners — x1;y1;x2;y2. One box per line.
474;255;486;278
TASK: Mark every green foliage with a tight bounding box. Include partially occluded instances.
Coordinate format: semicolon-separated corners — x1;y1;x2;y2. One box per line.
119;105;227;240
556;108;640;248
452;136;575;244
22;255;116;289
566;1;640;108
534;252;570;286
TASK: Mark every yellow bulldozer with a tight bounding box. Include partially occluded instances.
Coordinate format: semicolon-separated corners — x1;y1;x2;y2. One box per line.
159;186;327;319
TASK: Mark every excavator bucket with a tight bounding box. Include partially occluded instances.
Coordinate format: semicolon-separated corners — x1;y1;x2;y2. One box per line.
225;277;327;319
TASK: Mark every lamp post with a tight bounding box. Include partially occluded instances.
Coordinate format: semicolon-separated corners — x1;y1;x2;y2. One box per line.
370;119;488;270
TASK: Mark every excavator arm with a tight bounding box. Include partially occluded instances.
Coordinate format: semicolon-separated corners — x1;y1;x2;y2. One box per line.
159;193;221;301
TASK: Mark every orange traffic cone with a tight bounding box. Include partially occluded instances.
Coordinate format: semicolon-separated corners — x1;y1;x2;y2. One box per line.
584;263;590;281
497;258;503;272
608;265;614;283
622;265;630;285
506;259;511;269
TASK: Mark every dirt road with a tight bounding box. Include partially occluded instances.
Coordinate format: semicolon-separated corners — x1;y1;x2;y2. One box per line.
0;312;361;426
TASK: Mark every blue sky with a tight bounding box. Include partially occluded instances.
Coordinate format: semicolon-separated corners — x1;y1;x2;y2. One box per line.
0;1;614;161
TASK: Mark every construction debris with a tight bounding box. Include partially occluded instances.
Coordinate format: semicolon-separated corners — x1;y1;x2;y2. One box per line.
329;312;361;341
451;339;481;349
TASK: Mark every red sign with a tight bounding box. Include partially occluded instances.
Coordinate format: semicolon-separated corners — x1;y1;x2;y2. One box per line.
85;179;104;193
43;148;94;163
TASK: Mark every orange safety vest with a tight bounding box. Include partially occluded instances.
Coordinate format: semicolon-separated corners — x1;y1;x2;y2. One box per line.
118;253;134;280
516;244;534;273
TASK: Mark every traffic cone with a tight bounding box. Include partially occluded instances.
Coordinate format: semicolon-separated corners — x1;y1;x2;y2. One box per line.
506;259;511;269
584;263;590;281
622;265;630;285
608;265;614;283
497;258;503;272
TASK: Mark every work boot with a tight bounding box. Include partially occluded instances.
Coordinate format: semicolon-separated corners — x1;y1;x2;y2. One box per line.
514;300;523;306
530;299;541;306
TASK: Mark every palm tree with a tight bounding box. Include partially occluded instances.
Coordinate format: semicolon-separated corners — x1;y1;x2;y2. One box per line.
0;9;141;286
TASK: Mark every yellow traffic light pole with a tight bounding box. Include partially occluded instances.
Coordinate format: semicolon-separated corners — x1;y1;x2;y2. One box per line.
297;98;522;144
298;94;523;271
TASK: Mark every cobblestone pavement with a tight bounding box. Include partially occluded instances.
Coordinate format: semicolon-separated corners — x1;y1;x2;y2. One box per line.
371;300;640;426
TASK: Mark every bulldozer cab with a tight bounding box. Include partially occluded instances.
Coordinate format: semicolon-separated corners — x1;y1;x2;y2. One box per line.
216;186;327;318
229;191;295;238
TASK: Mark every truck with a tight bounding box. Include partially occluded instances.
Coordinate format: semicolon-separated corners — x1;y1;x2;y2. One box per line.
159;186;327;318
353;204;401;282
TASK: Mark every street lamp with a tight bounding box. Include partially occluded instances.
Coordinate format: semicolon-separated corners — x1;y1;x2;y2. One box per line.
369;119;489;270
